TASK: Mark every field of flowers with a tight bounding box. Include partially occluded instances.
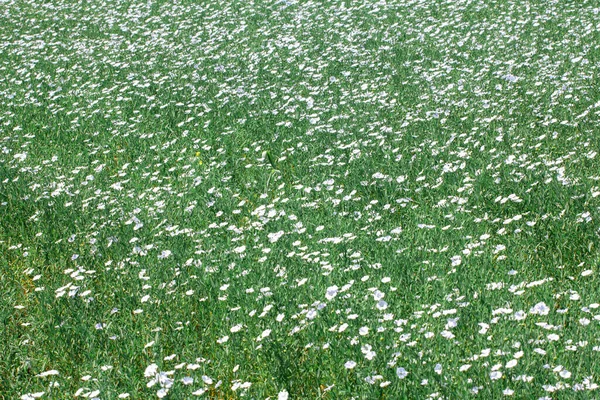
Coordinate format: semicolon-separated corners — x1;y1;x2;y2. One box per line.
2;0;600;398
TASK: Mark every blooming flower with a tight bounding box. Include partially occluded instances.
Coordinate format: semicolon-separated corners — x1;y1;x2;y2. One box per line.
325;286;338;300
345;360;357;369
559;370;572;379
144;364;158;378
530;302;550;315
158;250;172;259
396;367;408;379
217;336;229;344
36;370;59;377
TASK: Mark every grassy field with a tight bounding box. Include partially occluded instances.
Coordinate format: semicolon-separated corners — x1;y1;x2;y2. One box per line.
2;0;600;398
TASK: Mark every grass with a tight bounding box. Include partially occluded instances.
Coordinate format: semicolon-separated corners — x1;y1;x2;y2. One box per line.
2;0;600;398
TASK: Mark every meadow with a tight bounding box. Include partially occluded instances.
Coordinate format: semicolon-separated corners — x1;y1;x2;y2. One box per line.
1;0;600;398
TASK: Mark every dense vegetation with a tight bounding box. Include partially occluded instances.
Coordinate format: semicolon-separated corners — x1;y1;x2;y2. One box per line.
2;0;600;398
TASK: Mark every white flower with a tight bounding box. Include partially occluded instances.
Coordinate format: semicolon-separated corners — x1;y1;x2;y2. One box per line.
181;377;194;385
376;300;388;310
547;334;560;342
514;310;526;321
434;364;442;375
21;393;44;400
144;364;158;378
268;230;285;243
217;336;229;344
36;370;59;377
530;302;550;316
490;371;502;380
451;255;462;266
359;326;369;336
559;370;572;379
478;323;489;334
325;286;338;300
157;388;168;398
278;389;289;400
390;226;403;234
440;330;455;339
361;344;376;360
260;329;271;339
446;318;458;329
396;367;408;379
506;359;518;369
460;364;471;372
503;388;514;396
345;360;357;369
373;290;385;301
158;250;172;259
570;293;580;301
157;373;173;388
